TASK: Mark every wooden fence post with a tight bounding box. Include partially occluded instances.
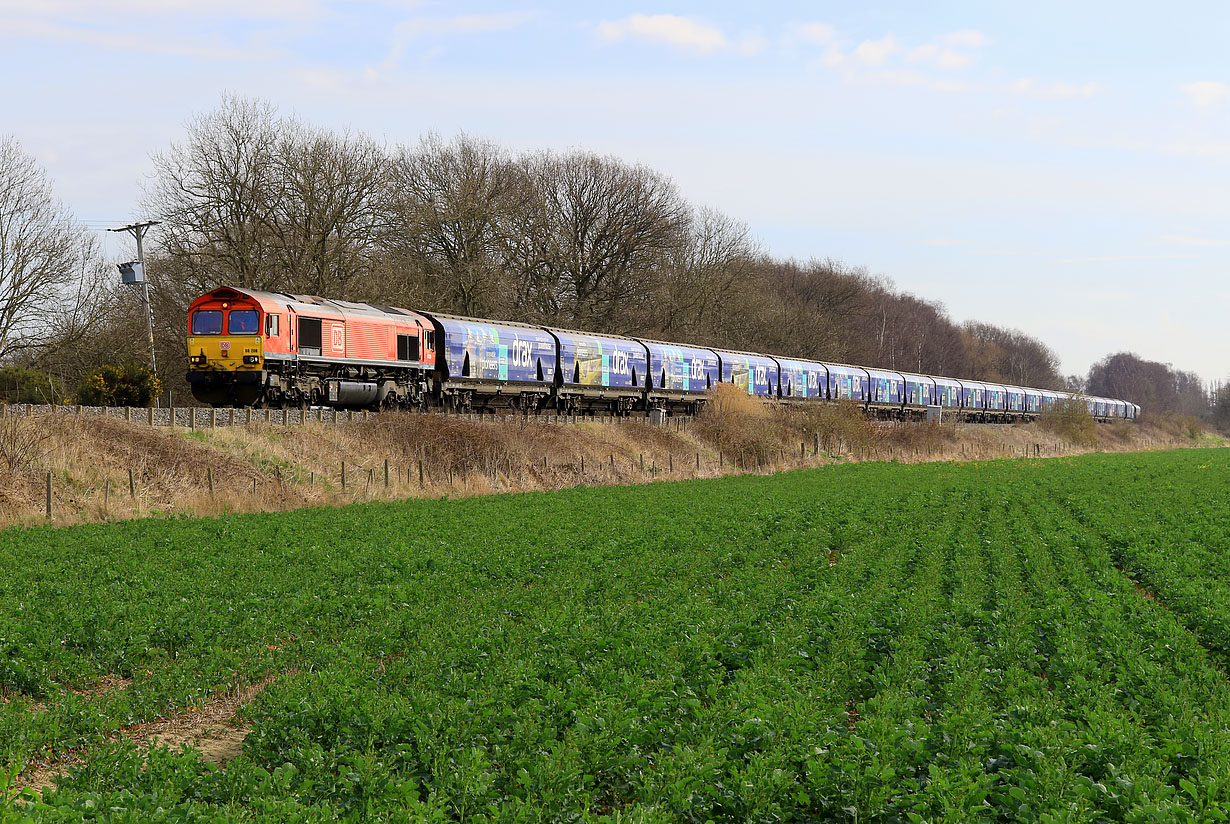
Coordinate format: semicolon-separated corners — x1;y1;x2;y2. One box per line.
384;458;389;488
207;467;214;495
129;467;135;499
341;461;346;489
419;458;425;488
45;472;52;520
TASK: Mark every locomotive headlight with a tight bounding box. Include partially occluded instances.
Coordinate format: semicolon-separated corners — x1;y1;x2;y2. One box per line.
243;355;259;365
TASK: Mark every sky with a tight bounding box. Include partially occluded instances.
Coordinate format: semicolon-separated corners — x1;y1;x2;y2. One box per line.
3;0;1228;382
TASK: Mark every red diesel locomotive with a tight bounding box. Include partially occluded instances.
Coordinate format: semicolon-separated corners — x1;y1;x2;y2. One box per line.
186;287;436;408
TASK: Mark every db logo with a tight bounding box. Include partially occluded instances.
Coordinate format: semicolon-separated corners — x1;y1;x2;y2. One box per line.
332;326;345;352
220;341;230;353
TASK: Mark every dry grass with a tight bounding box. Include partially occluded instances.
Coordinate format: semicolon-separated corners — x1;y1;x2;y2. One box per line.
693;383;785;463
1037;398;1098;446
0;398;1222;528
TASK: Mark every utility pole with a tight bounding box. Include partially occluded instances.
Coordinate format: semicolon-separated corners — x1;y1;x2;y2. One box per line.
110;221;161;379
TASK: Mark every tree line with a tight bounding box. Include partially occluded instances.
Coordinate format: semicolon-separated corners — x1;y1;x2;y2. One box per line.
0;95;1217;417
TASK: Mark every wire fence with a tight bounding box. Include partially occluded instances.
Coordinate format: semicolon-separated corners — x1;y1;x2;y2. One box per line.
1;404;691;429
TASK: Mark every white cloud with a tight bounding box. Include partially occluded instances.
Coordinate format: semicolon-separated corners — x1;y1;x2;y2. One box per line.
0;0;315;58
819;47;846;69
596;14;726;53
793;22;835;46
1060;253;1200;264
1164;139;1230;161
393;12;538;42
1011;78;1102;99
923;238;959;247
1160;234;1229;247
383;12;538;66
737;32;767;56
1181;81;1229;109
907;44;973;70
873;70;974;93
0;0;318;20
852;35;896;66
0;16;275;59
941;30;990;48
907;30;988;70
812;30;982;89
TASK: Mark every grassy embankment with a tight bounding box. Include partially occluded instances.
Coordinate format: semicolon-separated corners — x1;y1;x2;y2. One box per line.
0;384;1219;527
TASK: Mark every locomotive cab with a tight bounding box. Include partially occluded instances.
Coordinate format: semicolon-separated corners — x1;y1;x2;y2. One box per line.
186;288;266;405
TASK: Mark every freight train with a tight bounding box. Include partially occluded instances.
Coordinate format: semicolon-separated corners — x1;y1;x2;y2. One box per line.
185;286;1139;422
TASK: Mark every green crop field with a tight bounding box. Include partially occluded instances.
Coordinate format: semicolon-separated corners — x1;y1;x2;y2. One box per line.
3;449;1230;822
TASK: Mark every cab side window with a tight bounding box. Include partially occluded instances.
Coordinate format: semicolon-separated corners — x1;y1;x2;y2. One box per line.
397;334;420;361
266;314;280;336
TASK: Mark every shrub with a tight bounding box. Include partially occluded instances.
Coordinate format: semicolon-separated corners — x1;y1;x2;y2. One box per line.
0;417;51;471
694;383;784;463
1038;397;1097;446
786;399;878;454
75;362;162;407
0;366;65;404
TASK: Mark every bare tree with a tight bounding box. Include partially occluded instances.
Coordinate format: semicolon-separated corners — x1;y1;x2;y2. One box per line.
145;94;285;293
0;135;103;360
270;124;384;299
860;287;969;376
743;257;873;360
962;321;1062;388
652;207;756;341
1086;352;1208;414
503;150;687;330
381;133;516;315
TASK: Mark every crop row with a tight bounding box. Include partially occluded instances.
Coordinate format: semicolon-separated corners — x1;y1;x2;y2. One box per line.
2;450;1230;821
